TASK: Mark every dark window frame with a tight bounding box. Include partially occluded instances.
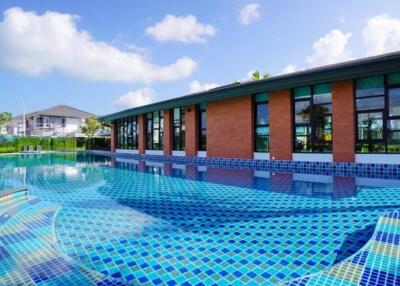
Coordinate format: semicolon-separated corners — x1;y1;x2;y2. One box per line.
115;116;138;150
253;95;270;153
173;107;185;151
198;104;207;151
292;84;333;153
146;110;164;150
355;75;400;154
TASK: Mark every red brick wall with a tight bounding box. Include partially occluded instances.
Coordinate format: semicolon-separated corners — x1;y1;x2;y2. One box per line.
110;121;116;152
138;114;146;154
332;80;355;162
207;96;253;159
269;89;293;160
185;105;198;156
163;109;173;155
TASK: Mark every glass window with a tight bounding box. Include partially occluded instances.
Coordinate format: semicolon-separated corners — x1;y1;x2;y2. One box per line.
256;104;269;125
388;131;400;153
198;103;207;151
294;86;311;99
355;74;400;153
357;112;383;140
173;107;185;151
295;126;312;152
293;84;332;153
387;73;400;85
254;93;269;152
356;97;384;111
389;88;400;117
255;127;269;152
295;100;310;124
115;116;138;150
146;111;164;150
313;93;331;104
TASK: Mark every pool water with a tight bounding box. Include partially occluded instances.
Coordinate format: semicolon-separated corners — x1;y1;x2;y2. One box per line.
0;153;399;285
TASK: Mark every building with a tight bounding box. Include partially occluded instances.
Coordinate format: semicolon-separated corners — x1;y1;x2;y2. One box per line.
7;105;95;137
100;52;400;164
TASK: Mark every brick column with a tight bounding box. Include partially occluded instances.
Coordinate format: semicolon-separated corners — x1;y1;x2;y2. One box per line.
207;96;253;159
163;109;173;155
110;121;116;152
185;105;198;157
138;114;146;154
164;162;173;176
332;80;355;162
269;89;293;160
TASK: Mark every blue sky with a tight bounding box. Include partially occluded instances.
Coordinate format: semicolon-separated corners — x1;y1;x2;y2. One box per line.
0;0;399;116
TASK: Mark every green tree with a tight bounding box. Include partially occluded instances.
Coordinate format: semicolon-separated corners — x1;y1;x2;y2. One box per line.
251;70;261;81
81;117;101;138
251;70;271;81
262;73;271;79
0;112;12;127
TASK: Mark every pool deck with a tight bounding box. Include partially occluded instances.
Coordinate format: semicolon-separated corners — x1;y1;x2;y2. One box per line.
0;189;399;285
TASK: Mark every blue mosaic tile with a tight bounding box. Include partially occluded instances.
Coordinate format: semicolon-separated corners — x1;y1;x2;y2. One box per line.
284;211;400;286
1;152;400;285
0;197;128;285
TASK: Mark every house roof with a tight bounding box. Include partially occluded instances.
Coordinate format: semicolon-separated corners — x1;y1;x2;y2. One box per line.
100;51;400;122
13;105;95;120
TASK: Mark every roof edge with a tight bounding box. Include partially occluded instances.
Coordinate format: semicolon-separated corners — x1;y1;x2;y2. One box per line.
100;51;400;122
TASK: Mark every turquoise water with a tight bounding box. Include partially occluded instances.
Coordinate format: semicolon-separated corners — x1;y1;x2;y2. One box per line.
0;153;399;285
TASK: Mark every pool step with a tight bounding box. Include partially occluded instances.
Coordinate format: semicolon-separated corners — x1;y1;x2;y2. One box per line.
0;199;129;285
0;187;28;211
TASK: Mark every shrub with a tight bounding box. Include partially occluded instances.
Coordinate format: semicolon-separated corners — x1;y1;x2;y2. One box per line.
0;136;110;153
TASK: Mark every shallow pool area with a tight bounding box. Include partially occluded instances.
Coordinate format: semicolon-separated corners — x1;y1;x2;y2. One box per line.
0;152;399;285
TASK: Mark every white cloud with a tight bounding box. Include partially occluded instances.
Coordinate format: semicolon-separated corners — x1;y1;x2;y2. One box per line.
189;80;219;93
239;3;261;26
145;14;216;43
363;14;400;56
279;64;298;75
306;29;352;67
0;7;197;83
113;88;154;108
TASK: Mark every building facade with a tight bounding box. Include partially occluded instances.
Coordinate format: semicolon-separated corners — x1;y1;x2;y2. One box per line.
101;52;400;164
7;105;95;137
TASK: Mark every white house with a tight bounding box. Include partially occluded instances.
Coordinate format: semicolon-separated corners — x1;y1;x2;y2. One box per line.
7;105;95;137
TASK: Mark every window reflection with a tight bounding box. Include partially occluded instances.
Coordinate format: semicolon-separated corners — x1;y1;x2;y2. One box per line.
293;84;332;153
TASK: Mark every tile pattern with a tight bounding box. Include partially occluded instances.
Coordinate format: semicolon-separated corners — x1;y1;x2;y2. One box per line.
0;187;28;211
283;211;400;286
0;196;127;285
89;150;400;179
1;152;400;285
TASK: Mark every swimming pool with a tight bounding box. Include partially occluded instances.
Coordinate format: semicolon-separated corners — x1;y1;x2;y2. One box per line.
0;152;399;285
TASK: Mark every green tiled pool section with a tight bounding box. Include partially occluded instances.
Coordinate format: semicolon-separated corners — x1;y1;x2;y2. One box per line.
0;153;400;285
284;211;400;286
0;196;125;285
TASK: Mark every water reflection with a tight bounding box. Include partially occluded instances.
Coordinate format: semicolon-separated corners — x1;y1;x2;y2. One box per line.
110;156;400;200
0;153;110;192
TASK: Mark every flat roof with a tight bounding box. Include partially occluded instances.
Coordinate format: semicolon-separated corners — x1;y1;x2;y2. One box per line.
100;51;400;122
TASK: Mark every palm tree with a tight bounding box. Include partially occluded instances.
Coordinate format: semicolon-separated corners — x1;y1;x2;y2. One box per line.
251;70;271;81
